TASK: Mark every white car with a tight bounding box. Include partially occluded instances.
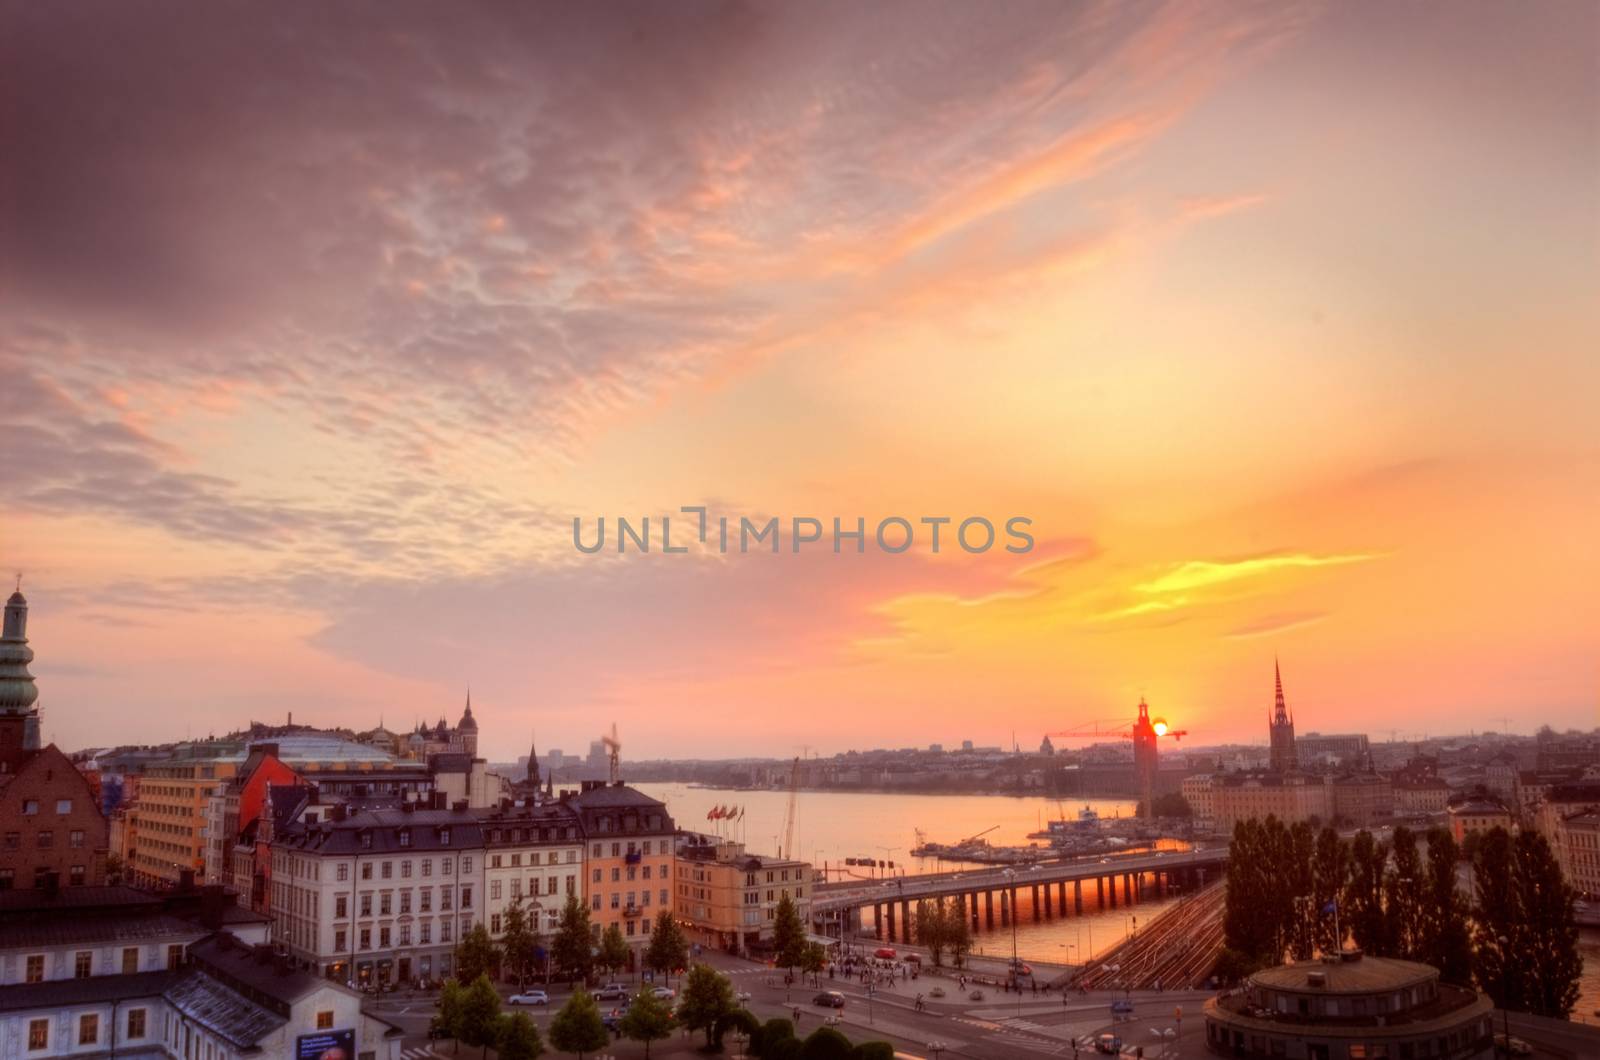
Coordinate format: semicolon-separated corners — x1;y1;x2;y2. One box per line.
509;990;550;1006
651;986;676;1001
735;990;752;1003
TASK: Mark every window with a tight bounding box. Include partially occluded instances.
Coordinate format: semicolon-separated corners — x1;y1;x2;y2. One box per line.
36;830;52;848
28;1018;47;1049
360;928;372;949
69;865;85;886
317;1011;334;1030
123;947;140;974
57;799;73;814
22;799;38;815
492;914;502;933
420;922;431;944
69;829;85;847
127;1008;146;1038
360;894;373;916
421;888;432;912
491;880;502;900
335;930;347;951
337;863;350;882
439;828;451;845
25;954;44;982
461;886;472;909
167;944;184;969
422;858;433;877
78;1013;98;1045
382;861;393;879
400;924;411;945
3;832;17;848
381;893;393;916
361;862;373;880
399;830;412;848
402;859;412;877
336;896;348;918
463;856;473;873
76;950;93;977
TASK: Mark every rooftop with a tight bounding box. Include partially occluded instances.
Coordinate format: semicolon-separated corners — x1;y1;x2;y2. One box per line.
1252;954;1435;995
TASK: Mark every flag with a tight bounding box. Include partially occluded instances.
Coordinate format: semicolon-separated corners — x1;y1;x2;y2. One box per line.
706;809;715;821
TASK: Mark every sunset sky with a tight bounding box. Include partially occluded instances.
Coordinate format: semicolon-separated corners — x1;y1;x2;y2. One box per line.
3;1;1596;759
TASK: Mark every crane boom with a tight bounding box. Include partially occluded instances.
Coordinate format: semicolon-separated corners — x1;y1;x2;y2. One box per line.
781;756;801;859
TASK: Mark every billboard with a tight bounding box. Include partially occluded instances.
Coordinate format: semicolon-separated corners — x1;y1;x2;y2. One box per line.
296;1029;355;1060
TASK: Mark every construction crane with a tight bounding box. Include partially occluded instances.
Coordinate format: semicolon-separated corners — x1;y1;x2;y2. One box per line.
958;825;999;846
780;756;801;859
1046;698;1190;819
602;723;621;785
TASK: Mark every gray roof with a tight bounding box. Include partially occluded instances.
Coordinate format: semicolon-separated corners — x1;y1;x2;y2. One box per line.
275;806;483;855
0;969;178;1013
0;913;206;950
164;970;287;1047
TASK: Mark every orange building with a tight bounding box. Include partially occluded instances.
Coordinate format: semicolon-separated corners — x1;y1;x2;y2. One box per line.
567;782;676;968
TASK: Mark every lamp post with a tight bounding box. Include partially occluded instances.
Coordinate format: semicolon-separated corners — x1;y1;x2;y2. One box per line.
1497;934;1511;1059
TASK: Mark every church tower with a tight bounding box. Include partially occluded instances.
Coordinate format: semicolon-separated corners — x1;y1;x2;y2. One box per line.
457;691;479;757
1269;658;1297;772
0;582;42;770
525;731;540;791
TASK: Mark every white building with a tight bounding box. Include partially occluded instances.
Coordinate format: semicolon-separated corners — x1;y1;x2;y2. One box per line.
478;802;584;941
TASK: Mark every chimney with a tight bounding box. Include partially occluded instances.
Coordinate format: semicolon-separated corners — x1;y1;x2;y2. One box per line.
200;885;226;929
178;868;197;892
255;742;279;759
500;797;512;811
452;800;468;813
401;801;415;814
433;791;447;811
332;804;348;822
304;811;319;826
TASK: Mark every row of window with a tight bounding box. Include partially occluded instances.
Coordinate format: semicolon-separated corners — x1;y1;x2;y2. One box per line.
17;798;75;815
334;915;473;952
27;1008;147;1050
2;828;89;848
488;848;580;867
0;864;87;889
21;944;185;983
488;875;576;900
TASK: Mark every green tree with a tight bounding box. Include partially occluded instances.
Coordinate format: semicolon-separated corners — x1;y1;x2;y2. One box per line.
800;942;827;978
716;1008;761;1054
1149;792;1193;818
598;923;631;981
852;1043;895;1060
434;978;466;1050
1471;826;1520;1009
456;923;501;985
497;1011;546;1060
618;989;675;1059
1344;830;1391;956
502;896;543;987
945;898;972;967
677;961;737;1047
914;899;945;965
1224;819;1279;962
1514;830;1581;1018
549;988;610;1060
799;1027;853;1060
1420;828;1472;985
459;974;504;1058
1311;827;1349;956
772;893;808;973
1383;826;1427;960
755;1018;795;1058
1285;821;1316;960
552;894;594;984
646;910;689;986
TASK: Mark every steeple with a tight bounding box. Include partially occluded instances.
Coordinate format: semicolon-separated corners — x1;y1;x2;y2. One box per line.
1273;656;1290;724
0;581;42;760
1269;656;1297;773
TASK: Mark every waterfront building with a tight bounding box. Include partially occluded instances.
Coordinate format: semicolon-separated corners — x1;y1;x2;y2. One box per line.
1181;773;1214;823
1447;793;1512;845
477;800;584;939
269;802;484;986
674;835;814;956
0;589;110;891
568;781;676;965
1211;771;1331;831
1329;772;1394;828
1204;951;1493;1058
1269;660;1297;773
1393;777;1451;816
1553;808;1600;898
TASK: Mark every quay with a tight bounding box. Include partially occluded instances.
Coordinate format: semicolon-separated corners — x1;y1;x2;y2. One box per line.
812;846;1228;944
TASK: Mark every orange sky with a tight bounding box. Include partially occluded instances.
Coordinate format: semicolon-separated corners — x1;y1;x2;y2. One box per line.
2;1;1596;757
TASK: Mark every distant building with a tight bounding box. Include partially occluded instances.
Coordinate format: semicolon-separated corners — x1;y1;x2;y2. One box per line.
1038;736;1054;756
1181;773;1214;823
1204;952;1493;1059
1211;771;1329;831
1393;777;1451;816
1554;808;1600;899
1329;772;1394;828
1268;659;1297;773
674;835;814;956
1296;732;1371;770
1448;793;1512;845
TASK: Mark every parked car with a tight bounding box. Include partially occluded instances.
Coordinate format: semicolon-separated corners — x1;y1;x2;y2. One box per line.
1494;1035;1533;1057
813;991;847;1008
874;947;897;960
651;986;677;1001
509;990;550;1006
595;983;629;1001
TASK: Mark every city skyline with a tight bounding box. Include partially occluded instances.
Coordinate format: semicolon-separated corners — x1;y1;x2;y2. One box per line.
5;1;1597;756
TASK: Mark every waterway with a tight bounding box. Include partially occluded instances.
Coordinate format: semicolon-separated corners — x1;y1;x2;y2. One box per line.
640;783;1600;1020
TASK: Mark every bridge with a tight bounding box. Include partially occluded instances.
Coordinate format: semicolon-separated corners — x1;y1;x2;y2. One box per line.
811;846;1228;944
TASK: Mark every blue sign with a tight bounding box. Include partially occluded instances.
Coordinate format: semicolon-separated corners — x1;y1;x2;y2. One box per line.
296;1029;355;1059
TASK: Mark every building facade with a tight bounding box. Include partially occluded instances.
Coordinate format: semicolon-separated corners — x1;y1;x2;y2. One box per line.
270;803;485;987
1447;794;1512;846
478;801;584;941
674;836;813;956
568;783;677;966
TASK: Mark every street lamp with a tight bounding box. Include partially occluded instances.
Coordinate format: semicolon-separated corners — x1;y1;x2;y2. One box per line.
928;1042;946;1060
1497;935;1511;1059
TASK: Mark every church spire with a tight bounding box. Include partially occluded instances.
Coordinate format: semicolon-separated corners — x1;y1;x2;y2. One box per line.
1273;656;1289;723
1;581;42;757
526;730;541;790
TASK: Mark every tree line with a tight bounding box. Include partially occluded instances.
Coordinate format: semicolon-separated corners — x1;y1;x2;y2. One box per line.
1220;818;1581;1018
453;893;693;988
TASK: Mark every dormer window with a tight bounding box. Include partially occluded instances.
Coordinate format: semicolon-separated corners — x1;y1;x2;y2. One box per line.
398;829;411;848
439;828;451;846
359;831;373;850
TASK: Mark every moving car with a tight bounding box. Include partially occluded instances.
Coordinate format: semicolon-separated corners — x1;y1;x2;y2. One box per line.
1094;1032;1122;1054
813;991;847;1008
595;983;629;1001
651;986;677;1000
509;990;550;1006
874;947;897;959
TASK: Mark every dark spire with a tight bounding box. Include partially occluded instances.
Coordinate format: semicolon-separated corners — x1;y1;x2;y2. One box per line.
1273;656;1290;724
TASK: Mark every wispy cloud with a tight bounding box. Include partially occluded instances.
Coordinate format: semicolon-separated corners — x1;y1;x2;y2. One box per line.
1134;553;1378;595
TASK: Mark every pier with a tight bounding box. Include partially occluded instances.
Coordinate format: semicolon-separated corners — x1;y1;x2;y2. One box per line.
812;846;1227;946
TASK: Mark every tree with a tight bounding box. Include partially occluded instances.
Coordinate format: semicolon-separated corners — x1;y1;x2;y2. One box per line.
800;1027;853;1060
772;893;808;973
716;1008;761;1054
1344;830;1392;956
852;1043;895;1060
552;894;594;984
1285;821;1316;960
502;896;543;987
1383;826;1427;960
914;899;945;965
618;989;675;1059
754;1018;795;1058
598;923;631;981
1514;830;1581;1018
1224;819;1279;962
945;897;972;967
677;961;737;1047
1149;792;1193;819
800;942;827;978
459;974;504;1058
435;979;466;1050
646;910;689;986
1471;826;1521;1009
497;1011;545;1060
549;988;610;1060
456;923;501;985
1310;827;1349;956
1420;828;1472;985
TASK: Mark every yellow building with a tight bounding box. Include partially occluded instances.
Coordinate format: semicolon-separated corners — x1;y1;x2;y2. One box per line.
128;747;240;887
568;782;676;968
1447;794;1512;846
674;837;813;956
